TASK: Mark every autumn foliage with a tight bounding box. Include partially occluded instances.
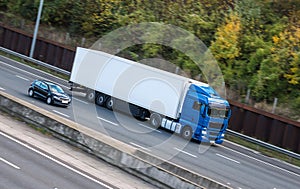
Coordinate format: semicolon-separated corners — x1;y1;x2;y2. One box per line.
0;0;299;113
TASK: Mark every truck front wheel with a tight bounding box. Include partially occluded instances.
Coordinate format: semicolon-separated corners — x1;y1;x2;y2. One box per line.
149;113;161;128
181;126;193;140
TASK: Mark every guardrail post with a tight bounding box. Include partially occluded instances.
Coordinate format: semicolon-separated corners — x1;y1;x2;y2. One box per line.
29;0;44;58
245;89;251;104
272;97;278;113
81;37;86;47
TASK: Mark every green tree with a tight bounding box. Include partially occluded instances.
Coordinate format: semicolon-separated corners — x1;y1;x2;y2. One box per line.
250;23;300;101
210;12;241;85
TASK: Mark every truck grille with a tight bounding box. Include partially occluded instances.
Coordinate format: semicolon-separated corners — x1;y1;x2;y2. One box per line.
209;122;224;130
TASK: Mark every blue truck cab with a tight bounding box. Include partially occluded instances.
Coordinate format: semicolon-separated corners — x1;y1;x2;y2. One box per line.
179;84;231;144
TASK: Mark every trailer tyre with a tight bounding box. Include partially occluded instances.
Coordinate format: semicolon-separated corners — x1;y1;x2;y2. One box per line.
105;97;114;110
150;113;161;128
96;94;106;106
86;90;95;102
181;126;193;140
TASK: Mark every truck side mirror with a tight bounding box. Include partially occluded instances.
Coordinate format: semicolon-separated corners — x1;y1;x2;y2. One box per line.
200;105;206;117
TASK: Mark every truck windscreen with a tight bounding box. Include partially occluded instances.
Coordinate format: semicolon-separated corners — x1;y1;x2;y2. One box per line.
207;107;229;118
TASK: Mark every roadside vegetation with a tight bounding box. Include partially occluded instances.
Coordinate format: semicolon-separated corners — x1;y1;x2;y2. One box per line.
0;0;299;120
225;135;300;167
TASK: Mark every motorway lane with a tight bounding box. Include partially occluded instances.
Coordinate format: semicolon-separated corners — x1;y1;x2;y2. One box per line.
0;132;112;189
1;56;300;189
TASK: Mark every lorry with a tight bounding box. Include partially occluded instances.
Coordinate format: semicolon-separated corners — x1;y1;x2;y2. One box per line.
69;47;231;144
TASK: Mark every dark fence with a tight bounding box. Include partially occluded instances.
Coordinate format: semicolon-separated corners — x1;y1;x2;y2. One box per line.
1;24;300;154
229;100;300;153
0;24;75;71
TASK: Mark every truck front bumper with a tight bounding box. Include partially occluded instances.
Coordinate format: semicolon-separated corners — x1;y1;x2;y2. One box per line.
200;130;225;144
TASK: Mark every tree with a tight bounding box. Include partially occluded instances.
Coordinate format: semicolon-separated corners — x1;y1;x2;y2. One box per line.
210;11;241;86
250;23;300;101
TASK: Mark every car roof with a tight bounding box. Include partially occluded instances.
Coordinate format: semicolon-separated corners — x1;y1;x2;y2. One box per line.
36;79;57;86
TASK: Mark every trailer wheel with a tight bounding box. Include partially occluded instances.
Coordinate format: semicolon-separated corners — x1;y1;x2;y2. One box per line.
96;93;106;106
181;126;193;140
150;113;161;128
86;90;95;102
105;97;114;110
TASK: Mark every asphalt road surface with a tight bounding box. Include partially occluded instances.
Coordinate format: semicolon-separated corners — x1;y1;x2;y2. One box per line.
0;131;112;189
1;55;300;189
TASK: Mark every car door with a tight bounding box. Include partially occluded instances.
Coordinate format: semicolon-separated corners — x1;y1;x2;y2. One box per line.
38;81;50;99
32;80;42;98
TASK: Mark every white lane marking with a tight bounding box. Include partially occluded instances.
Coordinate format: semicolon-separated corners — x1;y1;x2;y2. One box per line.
0;157;20;170
130;142;151;152
52;110;70;118
138;123;161;133
73;98;88;105
0;60;69;87
0;61;70;89
216;153;240;164
16;75;29;81
174;147;197;158
97;117;118;126
222;145;300;177
0;87;5;90
0;131;114;189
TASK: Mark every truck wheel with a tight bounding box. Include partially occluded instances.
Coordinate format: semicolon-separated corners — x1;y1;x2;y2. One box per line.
105;97;114;110
135;109;149;121
150;113;161;128
96;93;106;106
86;90;95;102
181;126;193;140
139;109;149;121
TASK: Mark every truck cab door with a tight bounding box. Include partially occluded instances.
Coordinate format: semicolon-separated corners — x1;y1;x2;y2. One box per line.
180;96;203;129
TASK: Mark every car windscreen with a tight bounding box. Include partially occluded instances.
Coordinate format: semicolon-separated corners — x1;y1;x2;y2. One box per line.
49;85;64;94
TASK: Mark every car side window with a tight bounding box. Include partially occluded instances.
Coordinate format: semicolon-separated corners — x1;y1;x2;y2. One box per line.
35;81;41;86
40;82;48;91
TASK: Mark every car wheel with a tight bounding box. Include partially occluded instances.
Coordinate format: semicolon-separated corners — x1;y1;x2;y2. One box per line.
28;89;34;97
46;96;52;105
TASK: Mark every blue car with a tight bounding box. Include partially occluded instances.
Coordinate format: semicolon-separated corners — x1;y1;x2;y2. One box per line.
28;79;71;107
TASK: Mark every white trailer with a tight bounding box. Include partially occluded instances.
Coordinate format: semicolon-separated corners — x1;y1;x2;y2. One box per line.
70;47;198;119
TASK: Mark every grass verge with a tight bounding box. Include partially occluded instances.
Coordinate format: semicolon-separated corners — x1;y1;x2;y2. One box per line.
225;135;300;167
